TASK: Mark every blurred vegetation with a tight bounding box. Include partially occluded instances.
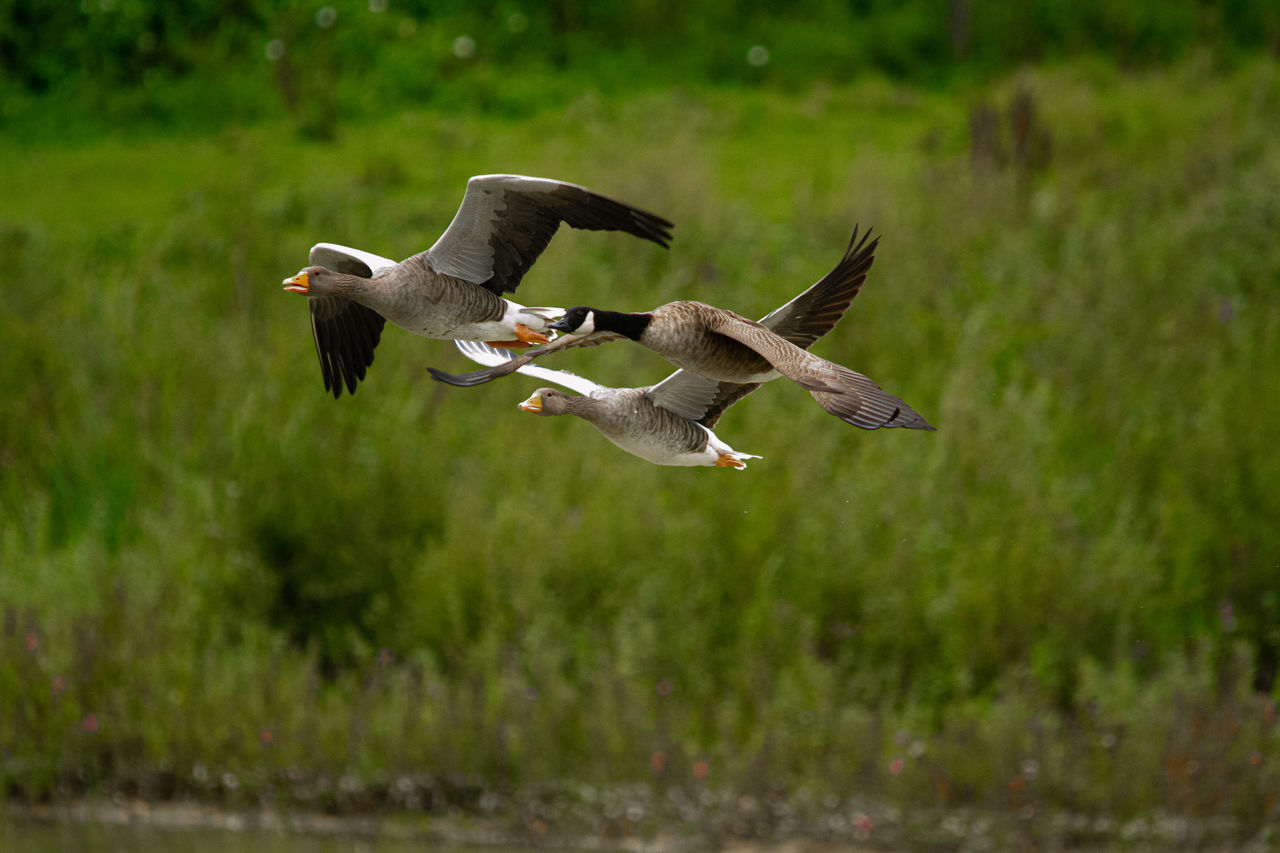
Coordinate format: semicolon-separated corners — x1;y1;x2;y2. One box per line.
1;1;1279;849
2;0;1280;136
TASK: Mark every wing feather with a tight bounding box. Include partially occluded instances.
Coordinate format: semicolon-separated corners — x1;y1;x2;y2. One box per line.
300;245;391;398
695;381;763;428
424;175;672;295
428;330;624;387
709;314;932;430
757;225;878;347
309;243;398;277
672;225;878;426
308;295;386;398
453;340;603;396
813;365;935;430
644;370;728;422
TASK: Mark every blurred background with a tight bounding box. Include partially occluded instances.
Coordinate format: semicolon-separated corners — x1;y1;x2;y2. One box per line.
2;1;1279;848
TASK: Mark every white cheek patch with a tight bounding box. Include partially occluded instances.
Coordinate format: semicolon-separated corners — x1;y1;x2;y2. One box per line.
576;313;596;335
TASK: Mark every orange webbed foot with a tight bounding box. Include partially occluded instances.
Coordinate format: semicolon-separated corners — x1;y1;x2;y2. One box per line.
513;323;550;346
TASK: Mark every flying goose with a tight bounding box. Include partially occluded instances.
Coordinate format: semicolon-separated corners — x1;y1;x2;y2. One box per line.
282;174;673;398
455;340;761;468
430;227;934;432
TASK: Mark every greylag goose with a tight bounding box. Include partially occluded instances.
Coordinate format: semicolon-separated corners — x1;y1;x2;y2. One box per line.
282;174;673;397
455;340;760;468
430;226;934;432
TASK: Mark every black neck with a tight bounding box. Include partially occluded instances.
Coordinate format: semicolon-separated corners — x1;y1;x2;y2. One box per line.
593;309;652;341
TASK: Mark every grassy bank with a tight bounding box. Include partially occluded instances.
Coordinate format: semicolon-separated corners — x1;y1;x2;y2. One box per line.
2;56;1279;846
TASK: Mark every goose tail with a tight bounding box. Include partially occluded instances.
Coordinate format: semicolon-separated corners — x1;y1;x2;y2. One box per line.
704;427;763;469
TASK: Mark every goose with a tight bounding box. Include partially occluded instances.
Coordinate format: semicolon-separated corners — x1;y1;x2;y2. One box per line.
455;340;760;468
430;226;934;432
282;174;673;398
444;225;907;466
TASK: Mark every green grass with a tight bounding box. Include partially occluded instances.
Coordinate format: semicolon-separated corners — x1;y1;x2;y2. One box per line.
2;56;1279;845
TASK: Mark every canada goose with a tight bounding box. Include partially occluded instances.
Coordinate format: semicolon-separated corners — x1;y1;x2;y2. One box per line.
282;174;673;398
430;227;934;431
455;340;760;468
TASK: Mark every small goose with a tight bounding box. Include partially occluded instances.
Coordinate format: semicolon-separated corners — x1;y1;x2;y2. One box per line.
455;340;760;468
282;174;673;397
431;227;934;432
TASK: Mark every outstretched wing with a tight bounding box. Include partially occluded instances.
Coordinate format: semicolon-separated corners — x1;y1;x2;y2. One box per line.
691;381;764;428
644;370;731;423
304;243;393;398
308;295;386;399
681;225;879;425
809;363;935;430
309;243;399;277
708;313;932;430
453;340;603;396
757;225;877;347
423;175;673;295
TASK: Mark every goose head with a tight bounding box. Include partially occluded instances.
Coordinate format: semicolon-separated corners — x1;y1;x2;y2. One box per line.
549;306;596;335
517;388;573;416
282;266;358;296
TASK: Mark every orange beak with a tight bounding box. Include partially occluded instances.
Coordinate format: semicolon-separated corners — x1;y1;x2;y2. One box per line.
517;392;543;413
282;271;310;293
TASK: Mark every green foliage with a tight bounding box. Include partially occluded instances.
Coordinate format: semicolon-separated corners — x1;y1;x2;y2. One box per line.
3;1;1280;137
2;54;1279;840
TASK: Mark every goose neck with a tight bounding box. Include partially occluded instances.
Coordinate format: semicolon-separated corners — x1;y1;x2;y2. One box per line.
593;309;651;341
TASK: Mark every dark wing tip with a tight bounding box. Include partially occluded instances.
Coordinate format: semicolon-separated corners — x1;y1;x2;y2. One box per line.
553;184;674;248
484;183;674;295
845;222;879;259
896;412;937;431
813;369;935;431
839;223;879;279
881;400;935;430
631;209;674;248
427;365;501;387
310;299;383;399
